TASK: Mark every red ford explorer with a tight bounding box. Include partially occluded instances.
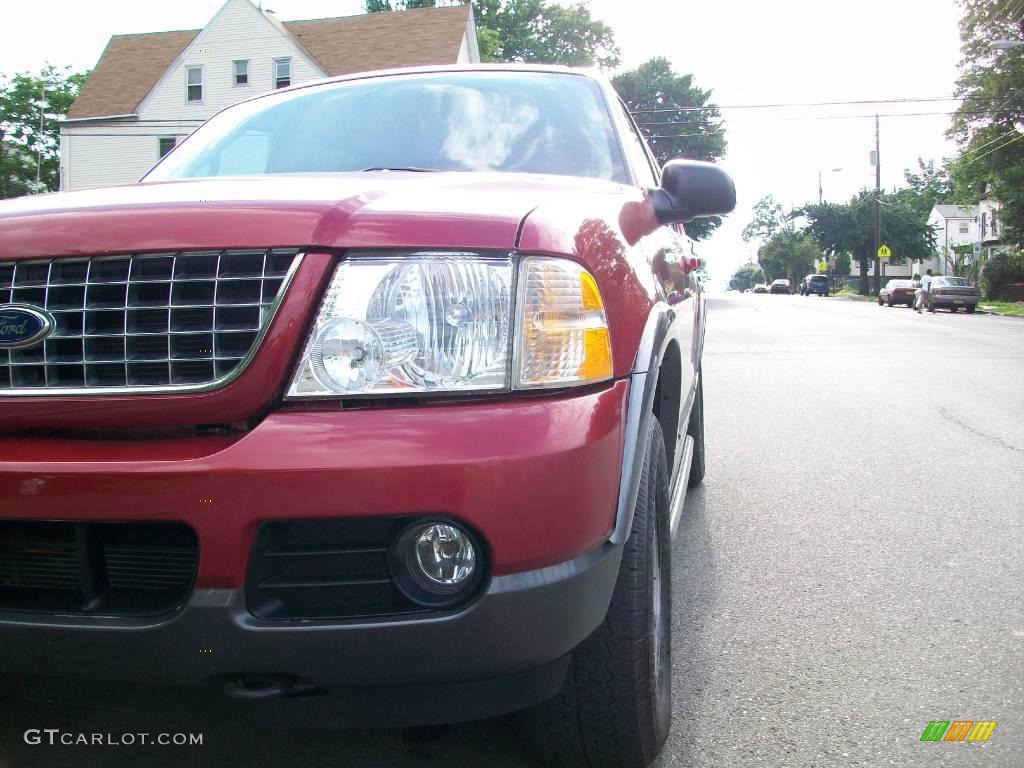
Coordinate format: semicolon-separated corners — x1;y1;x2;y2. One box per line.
0;65;734;768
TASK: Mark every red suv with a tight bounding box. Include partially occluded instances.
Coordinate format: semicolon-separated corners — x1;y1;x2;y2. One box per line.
0;66;734;768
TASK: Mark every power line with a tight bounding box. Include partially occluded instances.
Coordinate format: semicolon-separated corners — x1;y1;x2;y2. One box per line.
627;96;970;114
959;132;1024;167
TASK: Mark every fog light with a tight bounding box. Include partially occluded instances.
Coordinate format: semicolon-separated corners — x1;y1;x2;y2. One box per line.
415;524;476;585
390;520;485;607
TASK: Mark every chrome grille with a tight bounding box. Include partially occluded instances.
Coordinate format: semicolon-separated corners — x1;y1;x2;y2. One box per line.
0;249;300;393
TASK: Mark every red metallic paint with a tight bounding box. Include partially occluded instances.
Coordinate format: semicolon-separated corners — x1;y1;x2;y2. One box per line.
0;174;656;426
518;189;659;378
0;252;334;430
0;381;629;581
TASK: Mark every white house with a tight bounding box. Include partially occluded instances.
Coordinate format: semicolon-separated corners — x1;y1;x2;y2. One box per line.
922;204;979;277
60;0;479;191
978;186;1003;258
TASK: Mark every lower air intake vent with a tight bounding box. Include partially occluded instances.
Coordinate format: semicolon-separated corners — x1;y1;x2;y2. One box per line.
247;517;486;621
0;521;198;616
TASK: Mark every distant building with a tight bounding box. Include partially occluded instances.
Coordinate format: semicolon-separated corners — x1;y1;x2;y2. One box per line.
924;204;979;277
978;185;1003;258
60;0;479;191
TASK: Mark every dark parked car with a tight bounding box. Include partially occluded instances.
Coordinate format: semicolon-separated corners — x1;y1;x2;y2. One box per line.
801;274;830;297
879;278;917;307
0;65;736;768
927;276;979;313
770;278;791;294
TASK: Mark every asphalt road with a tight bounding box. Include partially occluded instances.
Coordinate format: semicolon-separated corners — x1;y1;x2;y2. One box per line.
2;292;1021;767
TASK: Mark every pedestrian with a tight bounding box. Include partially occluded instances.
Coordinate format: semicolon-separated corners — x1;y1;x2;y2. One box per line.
916;269;933;313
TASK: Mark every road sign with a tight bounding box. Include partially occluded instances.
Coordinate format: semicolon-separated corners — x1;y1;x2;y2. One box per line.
973;242;982;255
877;244;892;260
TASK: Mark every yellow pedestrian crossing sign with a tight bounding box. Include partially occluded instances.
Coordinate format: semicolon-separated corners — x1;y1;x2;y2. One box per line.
877;244;892;260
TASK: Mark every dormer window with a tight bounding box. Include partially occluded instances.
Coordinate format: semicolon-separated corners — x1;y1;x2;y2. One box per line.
234;60;249;86
274;58;291;89
186;66;203;102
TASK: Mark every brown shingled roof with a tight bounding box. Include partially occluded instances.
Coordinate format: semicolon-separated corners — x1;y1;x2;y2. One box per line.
66;29;199;119
283;5;471;77
66;5;472;120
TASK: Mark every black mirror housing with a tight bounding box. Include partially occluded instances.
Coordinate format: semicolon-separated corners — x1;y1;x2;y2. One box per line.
650;160;736;224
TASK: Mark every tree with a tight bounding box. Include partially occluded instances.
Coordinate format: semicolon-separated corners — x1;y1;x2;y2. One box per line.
894;158;953;220
364;0;620;68
801;191;936;293
728;263;764;291
0;64;87;198
613;58;726;240
757;230;820;287
741;194;792;244
948;0;1024;246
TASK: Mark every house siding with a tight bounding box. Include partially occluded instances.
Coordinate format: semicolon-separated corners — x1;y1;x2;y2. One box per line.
62;121;200;191
64;0;326;191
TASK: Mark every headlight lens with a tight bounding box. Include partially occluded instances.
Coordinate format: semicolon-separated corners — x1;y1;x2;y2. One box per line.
287;252;612;398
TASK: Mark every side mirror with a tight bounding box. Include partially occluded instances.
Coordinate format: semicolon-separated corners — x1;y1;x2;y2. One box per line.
651;160;736;225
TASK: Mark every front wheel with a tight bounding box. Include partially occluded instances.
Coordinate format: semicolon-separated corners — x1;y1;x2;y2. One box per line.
966;305;976;314
522;416;671;768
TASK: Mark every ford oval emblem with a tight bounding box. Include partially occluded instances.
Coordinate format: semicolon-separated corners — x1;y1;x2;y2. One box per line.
0;304;55;349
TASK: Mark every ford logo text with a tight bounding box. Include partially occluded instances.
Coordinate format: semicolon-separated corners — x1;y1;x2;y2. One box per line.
0;305;55;350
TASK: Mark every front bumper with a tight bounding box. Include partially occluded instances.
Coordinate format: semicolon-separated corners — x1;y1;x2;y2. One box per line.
0;542;623;726
0;382;629;722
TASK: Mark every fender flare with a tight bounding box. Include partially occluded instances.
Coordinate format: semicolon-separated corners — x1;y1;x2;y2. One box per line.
609;302;676;545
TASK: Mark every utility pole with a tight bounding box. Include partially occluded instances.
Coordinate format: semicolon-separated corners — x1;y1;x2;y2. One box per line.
873;113;881;295
35;82;44;191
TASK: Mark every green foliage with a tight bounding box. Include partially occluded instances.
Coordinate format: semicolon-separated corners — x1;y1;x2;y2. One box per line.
612;57;726;240
741;194;792;243
365;0;620;68
800;190;936;292
981;248;1024;299
893;158;953;220
948;0;1024;246
0;64;87;197
757;230;820;286
833;250;851;277
728;263;764;291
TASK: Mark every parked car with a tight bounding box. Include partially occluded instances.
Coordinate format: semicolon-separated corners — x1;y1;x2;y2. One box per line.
800;274;830;297
753;283;769;293
0;65;735;768
770;278;791;294
926;276;980;313
879;278;918;307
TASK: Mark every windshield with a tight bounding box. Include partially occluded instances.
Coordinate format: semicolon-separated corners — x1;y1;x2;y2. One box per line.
146;71;626;183
934;277;969;286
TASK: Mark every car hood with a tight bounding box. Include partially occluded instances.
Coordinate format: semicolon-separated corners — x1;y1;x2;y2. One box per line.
0;172;630;259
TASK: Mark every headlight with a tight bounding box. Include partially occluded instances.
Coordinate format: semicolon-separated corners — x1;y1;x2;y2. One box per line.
287;251;612;398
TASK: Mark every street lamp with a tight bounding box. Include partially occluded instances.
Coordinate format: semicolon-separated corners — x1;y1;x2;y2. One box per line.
992;40;1024;50
818;167;844;205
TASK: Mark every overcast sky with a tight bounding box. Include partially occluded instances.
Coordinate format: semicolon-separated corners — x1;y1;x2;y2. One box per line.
0;0;966;283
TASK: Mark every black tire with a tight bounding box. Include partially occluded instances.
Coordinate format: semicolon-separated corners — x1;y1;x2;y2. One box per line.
877;297;883;306
522;416;671;768
966;305;976;314
887;298;893;307
686;373;705;488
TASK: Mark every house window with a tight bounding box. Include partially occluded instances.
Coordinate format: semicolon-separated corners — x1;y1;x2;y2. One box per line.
234;60;249;86
991;211;998;236
274;58;291;89
958;222;969;234
186;66;203;102
158;137;177;158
